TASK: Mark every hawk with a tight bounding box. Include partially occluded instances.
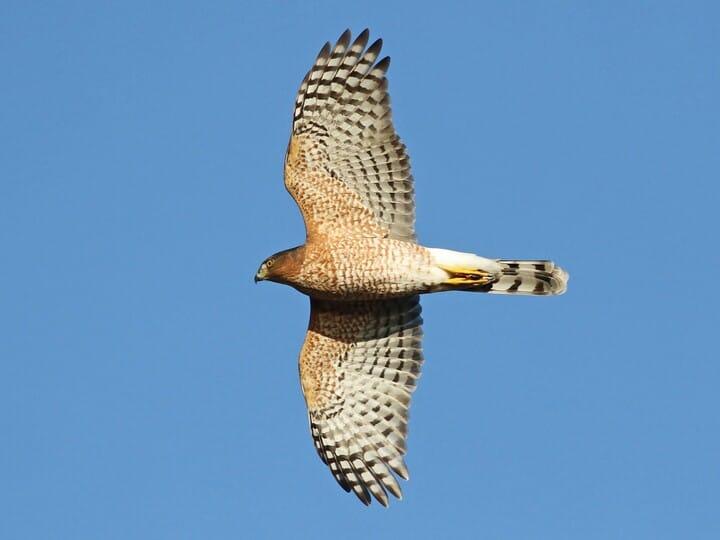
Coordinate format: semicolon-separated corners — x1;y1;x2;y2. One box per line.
255;29;568;506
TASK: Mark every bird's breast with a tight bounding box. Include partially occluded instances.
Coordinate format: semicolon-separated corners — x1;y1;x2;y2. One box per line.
290;239;443;300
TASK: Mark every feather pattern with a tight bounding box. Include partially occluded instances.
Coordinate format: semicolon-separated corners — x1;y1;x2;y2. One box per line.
287;29;416;242
299;296;423;506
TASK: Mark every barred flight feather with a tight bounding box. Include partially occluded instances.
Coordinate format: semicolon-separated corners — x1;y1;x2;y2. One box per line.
301;295;423;506
289;28;416;242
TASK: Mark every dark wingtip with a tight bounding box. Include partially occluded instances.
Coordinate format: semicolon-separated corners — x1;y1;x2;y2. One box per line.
337;28;351;46
357;490;372;506
367;37;383;57
317;41;331;59
376;492;390;508
375;55;391;73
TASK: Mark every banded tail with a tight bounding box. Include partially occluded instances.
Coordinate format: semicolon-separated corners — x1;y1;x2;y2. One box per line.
428;248;568;296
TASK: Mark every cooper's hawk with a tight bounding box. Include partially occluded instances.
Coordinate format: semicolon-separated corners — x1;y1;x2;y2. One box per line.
255;29;568;506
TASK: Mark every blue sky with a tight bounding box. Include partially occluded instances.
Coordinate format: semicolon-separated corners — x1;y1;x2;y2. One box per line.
2;1;719;538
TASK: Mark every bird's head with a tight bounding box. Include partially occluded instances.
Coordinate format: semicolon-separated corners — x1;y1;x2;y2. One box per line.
255;246;305;284
254;255;277;283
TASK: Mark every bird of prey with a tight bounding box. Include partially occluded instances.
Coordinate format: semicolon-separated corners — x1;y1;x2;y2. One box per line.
255;29;568;506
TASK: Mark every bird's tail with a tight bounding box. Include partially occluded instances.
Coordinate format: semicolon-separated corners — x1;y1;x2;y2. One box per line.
428;248;568;296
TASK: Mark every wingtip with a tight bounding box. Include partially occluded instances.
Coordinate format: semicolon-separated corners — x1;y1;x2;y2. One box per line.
355;488;372;506
367;37;383;57
337;28;351;46
351;28;370;51
376;55;391;72
317;41;331;59
390;458;409;480
383;476;403;500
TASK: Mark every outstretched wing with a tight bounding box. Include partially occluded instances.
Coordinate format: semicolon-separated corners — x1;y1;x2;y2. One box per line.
284;29;417;243
299;296;423;506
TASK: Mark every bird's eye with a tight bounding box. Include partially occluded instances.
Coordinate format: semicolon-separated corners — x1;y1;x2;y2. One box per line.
266;259;274;268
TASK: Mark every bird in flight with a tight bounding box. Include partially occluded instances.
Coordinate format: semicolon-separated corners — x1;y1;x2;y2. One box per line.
255;29;568;506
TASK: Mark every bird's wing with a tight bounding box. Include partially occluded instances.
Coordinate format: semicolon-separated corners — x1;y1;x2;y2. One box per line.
284;29;417;243
299;296;423;506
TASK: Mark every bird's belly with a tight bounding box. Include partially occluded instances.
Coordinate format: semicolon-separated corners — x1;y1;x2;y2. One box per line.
296;241;445;300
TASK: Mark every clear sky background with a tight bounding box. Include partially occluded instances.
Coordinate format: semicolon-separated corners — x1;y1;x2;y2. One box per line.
2;1;719;538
